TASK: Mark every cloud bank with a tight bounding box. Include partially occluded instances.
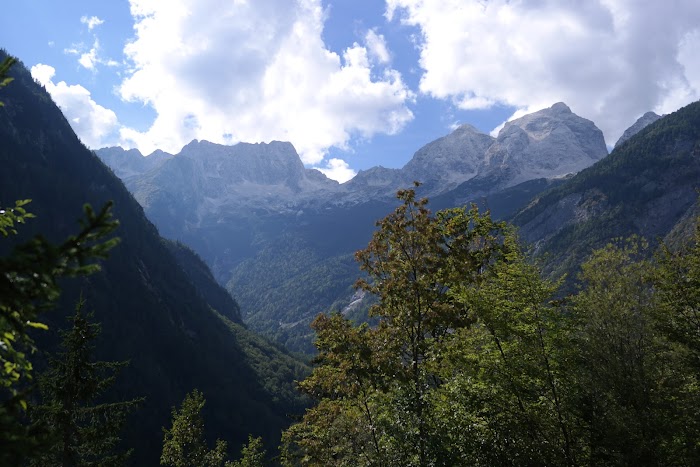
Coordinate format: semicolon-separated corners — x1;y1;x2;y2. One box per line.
118;0;414;168
387;0;700;144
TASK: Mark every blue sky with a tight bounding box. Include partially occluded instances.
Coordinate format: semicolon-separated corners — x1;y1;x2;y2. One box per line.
2;0;700;182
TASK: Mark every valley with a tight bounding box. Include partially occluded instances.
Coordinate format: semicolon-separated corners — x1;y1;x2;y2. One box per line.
96;100;677;353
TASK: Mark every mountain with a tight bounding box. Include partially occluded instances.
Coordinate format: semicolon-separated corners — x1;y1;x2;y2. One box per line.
472;102;608;192
614;111;662;148
345;123;494;198
96;102;611;353
513;101;700;280
403;124;495;188
343;105;603;201
97;146;173;181
0;53;308;464
127;139;337;211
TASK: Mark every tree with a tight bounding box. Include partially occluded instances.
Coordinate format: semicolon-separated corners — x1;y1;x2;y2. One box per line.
161;389;269;467
656;224;700;369
569;238;693;465
161;389;229;467
229;435;265;467
443;233;577;465
654;224;700;461
357;186;513;465
283;188;700;465
0;201;119;465
28;296;142;466
0;54;17;106
283;187;516;466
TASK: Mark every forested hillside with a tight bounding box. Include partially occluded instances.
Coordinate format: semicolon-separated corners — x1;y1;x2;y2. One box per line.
0;52;307;465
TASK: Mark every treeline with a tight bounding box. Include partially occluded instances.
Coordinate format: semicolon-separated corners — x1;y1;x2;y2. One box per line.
280;187;700;466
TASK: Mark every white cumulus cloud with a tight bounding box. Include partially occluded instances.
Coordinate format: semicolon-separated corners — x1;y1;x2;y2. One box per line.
66;16;118;71
386;0;700;145
365;29;391;64
315;158;357;183
30;64;119;148
80;15;104;31
117;0;414;164
78;41;99;70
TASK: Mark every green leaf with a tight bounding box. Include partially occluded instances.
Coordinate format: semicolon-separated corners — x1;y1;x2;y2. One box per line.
25;321;49;331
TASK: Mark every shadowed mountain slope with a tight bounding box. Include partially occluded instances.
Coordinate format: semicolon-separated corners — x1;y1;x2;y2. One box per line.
0;52;307;464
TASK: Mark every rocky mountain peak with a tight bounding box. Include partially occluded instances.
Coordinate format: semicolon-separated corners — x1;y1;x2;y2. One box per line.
480;102;608;189
176;139;308;187
96;146;172;179
614;111;662;148
401;123;495;193
550;102;571;113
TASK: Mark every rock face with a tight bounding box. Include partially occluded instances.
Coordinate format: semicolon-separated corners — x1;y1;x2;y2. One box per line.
345;106;603;201
614;111;662;148
98;103;607;211
476;102;608;190
402;124;495;193
99;140;339;214
513;101;700;282
96;146;173;180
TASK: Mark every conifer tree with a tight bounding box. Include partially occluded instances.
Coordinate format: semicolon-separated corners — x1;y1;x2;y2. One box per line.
1;200;120;465
29;296;141;466
229;435;265;467
160;389;229;467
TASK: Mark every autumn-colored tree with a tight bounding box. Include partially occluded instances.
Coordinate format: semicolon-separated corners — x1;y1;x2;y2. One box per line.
283;186;514;466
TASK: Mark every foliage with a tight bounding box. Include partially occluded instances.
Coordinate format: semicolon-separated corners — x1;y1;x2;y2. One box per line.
283;187;522;466
656;224;700;366
161;389;229;467
0;54;17;106
570;238;700;464
441;234;577;465
283;183;700;466
161;390;268;467
229;435;266;467
0;201;119;465
28;296;142;466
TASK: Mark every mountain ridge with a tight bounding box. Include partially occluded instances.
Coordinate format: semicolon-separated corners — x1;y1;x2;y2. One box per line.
95;100;678;354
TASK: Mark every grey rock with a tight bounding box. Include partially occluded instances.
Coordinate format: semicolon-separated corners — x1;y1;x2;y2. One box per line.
614;111;661;148
477;102;608;191
96;146;173;180
402;124;495;193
